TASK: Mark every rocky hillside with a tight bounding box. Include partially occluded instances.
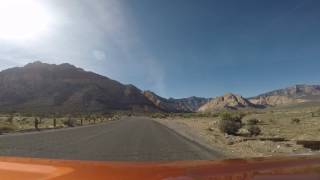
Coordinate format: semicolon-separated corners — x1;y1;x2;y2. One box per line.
249;85;320;106
255;85;320;98
143;91;209;112
198;93;258;112
0;62;158;113
249;95;306;106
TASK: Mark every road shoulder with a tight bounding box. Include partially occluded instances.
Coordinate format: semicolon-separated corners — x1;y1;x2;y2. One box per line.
153;118;226;159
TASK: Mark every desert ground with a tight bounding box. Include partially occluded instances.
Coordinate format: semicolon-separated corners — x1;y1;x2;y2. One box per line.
0;102;320;159
155;102;320;158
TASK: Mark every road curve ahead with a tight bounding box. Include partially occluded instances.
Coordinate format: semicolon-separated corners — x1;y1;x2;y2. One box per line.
0;117;222;161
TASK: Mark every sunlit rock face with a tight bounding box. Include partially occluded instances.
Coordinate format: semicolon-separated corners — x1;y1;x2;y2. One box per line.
198;93;257;112
249;96;306;106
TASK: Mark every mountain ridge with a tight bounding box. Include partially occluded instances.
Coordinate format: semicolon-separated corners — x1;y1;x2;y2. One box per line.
0;62;319;113
143;90;210;112
249;84;320;106
0;61;159;113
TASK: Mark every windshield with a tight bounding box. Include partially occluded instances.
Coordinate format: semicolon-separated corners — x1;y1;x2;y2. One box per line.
0;0;319;162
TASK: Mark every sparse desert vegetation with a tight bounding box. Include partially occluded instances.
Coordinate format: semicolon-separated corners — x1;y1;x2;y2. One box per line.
155;102;320;158
0;112;122;134
218;112;243;135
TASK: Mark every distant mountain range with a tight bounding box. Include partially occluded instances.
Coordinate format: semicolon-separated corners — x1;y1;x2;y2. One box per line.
199;85;320;112
143;91;209;112
0;62;319;113
249;85;320;106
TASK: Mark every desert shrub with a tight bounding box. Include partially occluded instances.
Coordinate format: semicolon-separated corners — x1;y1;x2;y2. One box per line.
291;118;300;124
34;117;39;130
195;113;213;118
178;113;194;118
161;113;169;118
247;118;259;125
218;112;243;135
151;113;168;119
6;115;14;124
220;112;243;123
110;115;120;121
247;125;261;136
207;127;214;131
53;118;57;128
312;109;320;117
211;113;220;117
0;124;17;134
63;117;76;127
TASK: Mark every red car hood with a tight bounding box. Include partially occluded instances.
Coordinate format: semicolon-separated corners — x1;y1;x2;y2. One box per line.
0;155;319;180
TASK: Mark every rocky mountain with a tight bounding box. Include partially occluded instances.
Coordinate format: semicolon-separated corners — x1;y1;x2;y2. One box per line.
1;62;319;113
249;85;320;106
143;91;209;112
0;61;158;113
249;95;306;106
198;93;258;112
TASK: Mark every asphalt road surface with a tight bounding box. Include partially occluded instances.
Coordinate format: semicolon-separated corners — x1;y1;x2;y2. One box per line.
0;117;222;161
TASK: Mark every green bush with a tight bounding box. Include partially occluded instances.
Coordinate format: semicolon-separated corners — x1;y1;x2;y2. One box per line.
218;112;243;135
247;125;261;136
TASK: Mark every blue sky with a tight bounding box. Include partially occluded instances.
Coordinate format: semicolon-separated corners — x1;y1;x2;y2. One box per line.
0;0;319;98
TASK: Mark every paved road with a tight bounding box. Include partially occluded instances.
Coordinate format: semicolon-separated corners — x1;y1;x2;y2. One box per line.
0;117;222;161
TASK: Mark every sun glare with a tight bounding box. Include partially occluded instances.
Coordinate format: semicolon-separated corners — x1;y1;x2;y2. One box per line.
0;0;52;41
